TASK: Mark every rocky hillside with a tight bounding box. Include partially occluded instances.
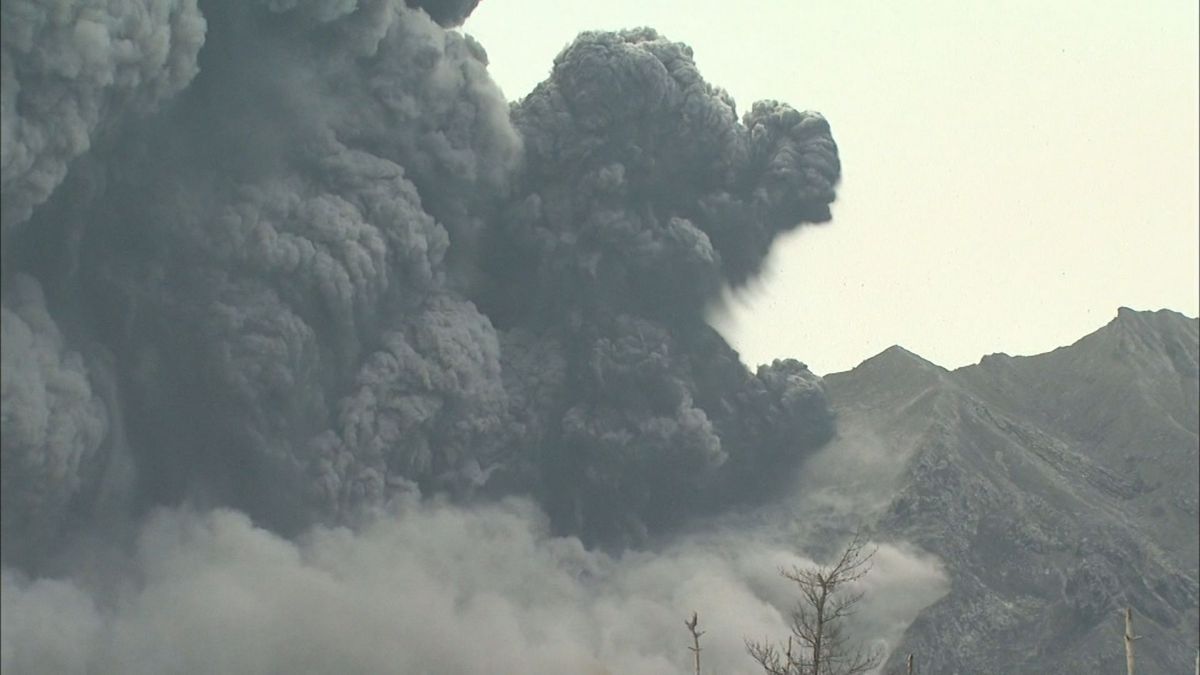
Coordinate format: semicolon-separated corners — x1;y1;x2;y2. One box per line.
821;308;1199;674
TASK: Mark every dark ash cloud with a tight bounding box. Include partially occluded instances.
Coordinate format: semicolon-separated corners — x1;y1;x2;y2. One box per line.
1;3;863;669
3;4;840;547
479;28;840;542
1;275;110;566
0;0;206;236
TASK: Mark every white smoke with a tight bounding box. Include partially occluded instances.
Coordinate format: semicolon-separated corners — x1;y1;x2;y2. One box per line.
1;497;946;675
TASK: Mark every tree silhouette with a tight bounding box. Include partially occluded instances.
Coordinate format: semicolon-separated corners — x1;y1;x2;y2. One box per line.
747;530;882;675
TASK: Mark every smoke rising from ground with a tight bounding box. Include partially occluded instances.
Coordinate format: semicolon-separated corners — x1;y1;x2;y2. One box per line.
1;499;947;675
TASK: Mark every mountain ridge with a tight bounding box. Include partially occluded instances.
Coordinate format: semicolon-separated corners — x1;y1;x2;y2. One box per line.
816;307;1199;674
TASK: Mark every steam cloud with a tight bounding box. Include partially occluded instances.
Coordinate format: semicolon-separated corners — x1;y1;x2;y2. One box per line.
0;1;930;673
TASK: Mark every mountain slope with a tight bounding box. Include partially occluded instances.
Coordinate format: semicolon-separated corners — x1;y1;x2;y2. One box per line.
821;309;1199;674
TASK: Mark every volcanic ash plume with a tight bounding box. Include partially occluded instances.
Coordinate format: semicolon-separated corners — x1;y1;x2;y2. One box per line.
484;28;840;541
0;3;945;673
1;0;840;562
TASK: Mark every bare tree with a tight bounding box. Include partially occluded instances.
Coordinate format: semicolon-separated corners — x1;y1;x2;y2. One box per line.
747;530;883;675
685;611;704;675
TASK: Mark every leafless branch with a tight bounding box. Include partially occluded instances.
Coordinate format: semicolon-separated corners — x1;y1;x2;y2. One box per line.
746;528;883;675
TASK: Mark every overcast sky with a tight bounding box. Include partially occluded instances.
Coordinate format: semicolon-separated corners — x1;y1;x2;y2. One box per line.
463;0;1199;375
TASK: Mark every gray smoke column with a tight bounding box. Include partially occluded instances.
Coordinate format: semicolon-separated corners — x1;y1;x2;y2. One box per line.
1;0;840;563
0;0;205;564
484;28;840;542
0;3;881;671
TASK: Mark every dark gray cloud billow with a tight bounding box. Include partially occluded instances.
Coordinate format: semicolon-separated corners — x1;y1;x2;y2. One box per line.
477;28;840;542
404;0;480;26
0;4;955;672
49;0;523;535
0;0;206;236
1;275;110;565
3;0;842;593
495;29;840;314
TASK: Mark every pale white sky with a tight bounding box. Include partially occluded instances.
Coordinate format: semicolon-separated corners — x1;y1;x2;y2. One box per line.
464;0;1199;375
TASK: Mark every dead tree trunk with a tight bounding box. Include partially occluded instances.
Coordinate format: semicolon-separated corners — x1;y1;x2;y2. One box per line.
1123;607;1140;675
685;611;704;675
906;652;914;675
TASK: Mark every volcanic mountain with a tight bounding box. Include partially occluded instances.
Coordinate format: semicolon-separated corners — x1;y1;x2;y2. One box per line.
812;308;1198;674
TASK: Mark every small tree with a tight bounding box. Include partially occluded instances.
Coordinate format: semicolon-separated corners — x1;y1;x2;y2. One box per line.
747;530;882;675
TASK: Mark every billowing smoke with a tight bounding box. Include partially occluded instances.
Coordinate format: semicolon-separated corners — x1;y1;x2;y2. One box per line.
0;0;918;672
7;0;525;548
0;0;206;234
1;499;948;674
1;275;110;562
3;0;839;553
